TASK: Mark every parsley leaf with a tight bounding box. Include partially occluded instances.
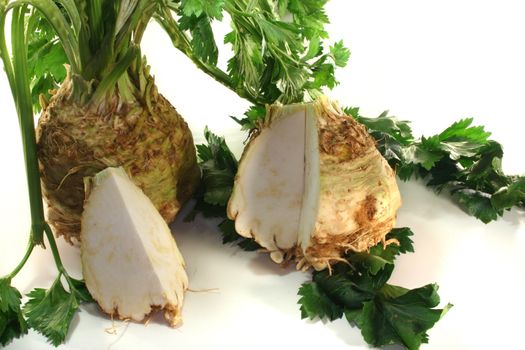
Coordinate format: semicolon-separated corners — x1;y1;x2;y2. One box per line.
197;127;238;206
23;276;91;346
349;227;414;274
299;228;450;350
27;10;68;112
359;284;452;350
351;108;524;222
0;279;28;346
179;15;219;65
166;0;349;106
451;189;498;223
219;219;260;251
189;128;261;252
330;40;351;68
230;105;266;131
298;283;342;321
181;0;225;20
491;177;525;211
287;0;329;39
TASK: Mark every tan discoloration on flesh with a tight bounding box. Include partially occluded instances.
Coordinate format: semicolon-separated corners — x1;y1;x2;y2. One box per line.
37;72;200;242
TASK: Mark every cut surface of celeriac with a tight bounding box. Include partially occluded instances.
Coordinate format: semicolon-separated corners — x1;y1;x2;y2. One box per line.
228;105;306;263
228;97;402;270
81;167;188;326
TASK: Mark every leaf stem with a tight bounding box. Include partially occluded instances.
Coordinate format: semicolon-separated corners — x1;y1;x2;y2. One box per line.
155;7;265;106
44;224;67;276
6;0;81;73
2;3;47;245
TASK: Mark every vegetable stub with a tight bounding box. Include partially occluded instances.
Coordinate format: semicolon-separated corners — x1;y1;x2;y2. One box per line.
228;97;401;270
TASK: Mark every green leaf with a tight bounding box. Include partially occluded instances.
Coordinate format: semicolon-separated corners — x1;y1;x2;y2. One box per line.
452;188;500;223
219;219;261;251
23;277;87;346
303;36;321;61
402;144;443;171
388;227;415;254
231;105;266;131
226;32;264;99
179;15;219;65
0;279;28;346
68;278;93;303
190;128;261;252
438;118;491;144
350;228;414;274
181;0;225;20
329;40;350;67
27;12;68;112
348;107;522;222
299;230;451;349
287;0;329;39
258;19;299;46
355;111;413;145
310;63;336;89
491;177;525;211
201;163;235;206
197;127;238;206
466;141;504;183
277;0;289;17
298;283;342;321
313;266;382;309
360;284;452;350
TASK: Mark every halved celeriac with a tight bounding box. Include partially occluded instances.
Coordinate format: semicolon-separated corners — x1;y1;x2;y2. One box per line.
228;97;401;270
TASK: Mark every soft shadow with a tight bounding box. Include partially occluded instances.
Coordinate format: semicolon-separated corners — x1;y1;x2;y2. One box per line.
500;207;525;227
322;318;374;348
247;252;297;277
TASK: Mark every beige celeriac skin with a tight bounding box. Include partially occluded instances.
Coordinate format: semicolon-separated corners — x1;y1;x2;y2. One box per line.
228;97;401;270
37;70;200;243
81;167;188;326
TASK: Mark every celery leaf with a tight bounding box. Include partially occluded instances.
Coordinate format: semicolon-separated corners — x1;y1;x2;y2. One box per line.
351;108;524;222
23;277;90;346
298;231;451;350
0;279;28;346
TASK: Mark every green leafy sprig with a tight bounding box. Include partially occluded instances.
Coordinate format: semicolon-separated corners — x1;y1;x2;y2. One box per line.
346;108;525;223
162;0;350;105
23;274;92;346
298;228;452;350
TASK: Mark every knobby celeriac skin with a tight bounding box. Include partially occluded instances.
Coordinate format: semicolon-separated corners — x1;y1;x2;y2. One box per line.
300;98;402;270
81;167;188;327
228;97;402;270
37;68;200;243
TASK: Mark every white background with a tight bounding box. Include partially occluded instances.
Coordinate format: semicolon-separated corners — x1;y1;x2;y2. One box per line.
1;1;525;349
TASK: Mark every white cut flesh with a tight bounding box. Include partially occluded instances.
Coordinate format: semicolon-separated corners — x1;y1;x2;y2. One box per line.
81;167;188;326
228;105;306;263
